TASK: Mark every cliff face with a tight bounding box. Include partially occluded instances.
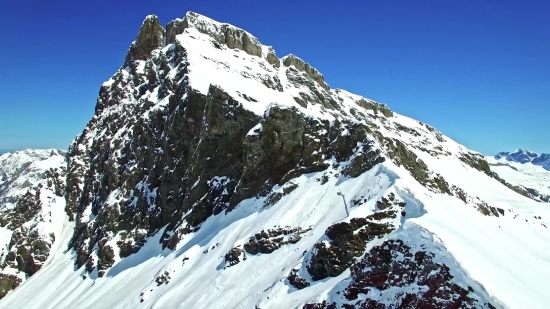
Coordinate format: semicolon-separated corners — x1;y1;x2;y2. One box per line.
2;12;549;309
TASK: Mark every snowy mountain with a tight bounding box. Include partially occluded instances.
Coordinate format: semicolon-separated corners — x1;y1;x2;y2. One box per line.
532;153;550;170
1;12;550;309
494;149;550;170
487;151;550;203
0;149;67;298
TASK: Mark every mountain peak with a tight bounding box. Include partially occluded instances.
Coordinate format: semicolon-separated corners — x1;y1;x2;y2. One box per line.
532;153;550;169
125;14;165;61
511;148;538;156
144;14;159;21
493;149;549;169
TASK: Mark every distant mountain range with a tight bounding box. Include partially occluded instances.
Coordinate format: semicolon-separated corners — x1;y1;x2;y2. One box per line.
487;149;550;203
494;149;550;170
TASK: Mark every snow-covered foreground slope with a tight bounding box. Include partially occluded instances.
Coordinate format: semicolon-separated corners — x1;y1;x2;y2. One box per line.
2;12;550;309
0;149;68;298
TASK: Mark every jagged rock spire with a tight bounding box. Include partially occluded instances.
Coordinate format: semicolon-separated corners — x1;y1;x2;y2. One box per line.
125;15;165;61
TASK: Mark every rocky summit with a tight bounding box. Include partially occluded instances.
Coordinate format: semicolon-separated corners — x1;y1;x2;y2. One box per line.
1;12;549;309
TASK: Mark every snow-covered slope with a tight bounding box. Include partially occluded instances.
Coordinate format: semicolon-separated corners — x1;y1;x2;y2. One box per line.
487;152;550;203
1;12;549;309
0;149;69;298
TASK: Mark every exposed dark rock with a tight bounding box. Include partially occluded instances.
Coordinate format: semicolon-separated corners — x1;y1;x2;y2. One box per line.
125;15;165;61
489;162;518;171
166;12;266;58
383;138;451;194
375;192;406;210
505;183;538;200
451;185;468;203
432;173;452;195
181;12;262;57
263;182;299;208
302;301;338;309
288;269;310;290
233;107;377;210
223;25;262;56
306;195;404;281
231;105;329;208
424;123;445;142
283;54;329;90
98;244;116;271
307;239;495;308
395;123;420;136
166;18;186;45
355;99;393;118
452;185;504;217
224;247;246;268
307;219;394;281
243;226;311;255
265;46;281;68
460;153;499;178
474;200;504;217
0;188;42;229
68;76;259;272
0;274;22;299
0;182;63;286
343;239;488;308
525;187;550;203
0;167;65;297
342;140;385;178
285;69;336;109
155;271;171;286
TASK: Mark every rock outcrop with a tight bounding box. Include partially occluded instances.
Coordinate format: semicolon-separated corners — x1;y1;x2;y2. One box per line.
243;226;311;255
304;229;499;309
126;15;165;61
283;54;329;90
178;11;262;57
307;207;398;280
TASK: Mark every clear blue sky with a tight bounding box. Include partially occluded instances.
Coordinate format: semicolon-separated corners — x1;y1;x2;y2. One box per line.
1;0;548;155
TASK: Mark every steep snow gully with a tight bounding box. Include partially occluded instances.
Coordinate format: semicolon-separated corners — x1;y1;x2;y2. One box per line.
1;12;549;309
